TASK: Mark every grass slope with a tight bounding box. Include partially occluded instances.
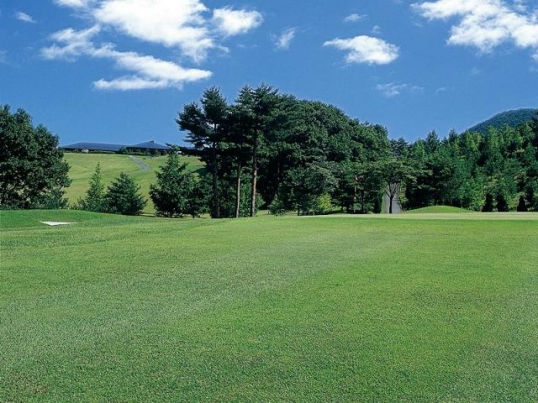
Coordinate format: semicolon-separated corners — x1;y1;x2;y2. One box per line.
404;205;472;214
63;153;203;213
1;211;538;402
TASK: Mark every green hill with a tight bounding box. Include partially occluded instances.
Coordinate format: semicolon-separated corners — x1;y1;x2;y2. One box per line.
63;152;204;213
467;108;537;134
403;205;472;214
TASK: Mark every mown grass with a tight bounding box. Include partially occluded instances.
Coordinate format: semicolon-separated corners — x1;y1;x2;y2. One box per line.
404;205;472;214
63;153;203;212
1;211;537;402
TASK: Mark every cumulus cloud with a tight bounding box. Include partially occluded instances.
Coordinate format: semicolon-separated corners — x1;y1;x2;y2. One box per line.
16;12;36;23
212;7;263;37
42;26;211;90
42;0;262;90
413;0;538;60
344;13;366;23
93;0;212;62
377;82;423;97
275;28;297;50
324;35;399;65
42;26;101;60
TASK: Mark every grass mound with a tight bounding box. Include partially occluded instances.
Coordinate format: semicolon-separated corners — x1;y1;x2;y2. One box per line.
404;205;472;214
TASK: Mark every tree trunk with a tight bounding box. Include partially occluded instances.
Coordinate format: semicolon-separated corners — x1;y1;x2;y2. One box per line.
234;160;242;218
211;145;220;218
250;136;258;217
389;195;394;214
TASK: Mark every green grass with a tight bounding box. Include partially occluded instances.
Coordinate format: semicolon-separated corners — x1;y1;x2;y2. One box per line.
63;152;203;213
1;211;538;402
404;205;472;214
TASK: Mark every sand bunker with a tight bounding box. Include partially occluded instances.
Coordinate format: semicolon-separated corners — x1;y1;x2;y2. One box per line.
41;221;75;226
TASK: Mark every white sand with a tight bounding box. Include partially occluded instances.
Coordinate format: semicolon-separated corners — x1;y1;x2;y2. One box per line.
41;221;75;226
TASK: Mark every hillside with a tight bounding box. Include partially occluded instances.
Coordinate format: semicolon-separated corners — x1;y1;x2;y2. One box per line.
63;153;204;212
467;108;537;134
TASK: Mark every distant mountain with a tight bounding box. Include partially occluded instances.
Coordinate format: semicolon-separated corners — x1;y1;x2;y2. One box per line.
467;108;537;134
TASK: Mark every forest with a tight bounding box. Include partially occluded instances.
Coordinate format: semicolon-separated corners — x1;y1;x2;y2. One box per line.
174;85;538;217
1;90;537;216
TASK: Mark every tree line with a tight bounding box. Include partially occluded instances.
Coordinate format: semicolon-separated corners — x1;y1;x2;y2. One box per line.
1;94;537;214
395;122;538;212
176;85;391;217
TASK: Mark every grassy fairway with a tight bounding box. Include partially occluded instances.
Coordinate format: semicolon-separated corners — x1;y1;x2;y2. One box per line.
63;153;203;212
1;211;537;402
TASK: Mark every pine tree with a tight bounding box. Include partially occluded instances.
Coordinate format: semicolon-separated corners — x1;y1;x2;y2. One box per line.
150;150;197;217
78;163;105;212
104;173;146;215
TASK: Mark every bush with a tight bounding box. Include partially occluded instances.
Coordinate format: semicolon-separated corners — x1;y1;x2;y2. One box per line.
269;197;287;216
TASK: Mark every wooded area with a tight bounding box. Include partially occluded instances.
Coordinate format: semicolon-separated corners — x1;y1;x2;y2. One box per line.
175;86;538;217
1;90;537;215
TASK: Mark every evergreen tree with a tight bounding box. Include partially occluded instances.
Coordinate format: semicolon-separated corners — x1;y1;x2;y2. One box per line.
178;87;228;218
104;173;146;215
150;149;198;217
78;163;105;212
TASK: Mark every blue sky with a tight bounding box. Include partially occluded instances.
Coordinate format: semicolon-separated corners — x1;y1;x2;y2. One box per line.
1;0;537;146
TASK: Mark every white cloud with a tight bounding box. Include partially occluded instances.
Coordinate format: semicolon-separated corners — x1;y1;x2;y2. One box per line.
42;26;211;90
16;12;36;23
93;0;212;63
275;28;297;50
377;82;423;97
54;0;94;7
42;26;101;60
413;0;538;59
324;35;399;65
212;7;263;37
43;0;262;90
344;13;366;23
371;25;382;35
104;50;212;87
94;77;170;90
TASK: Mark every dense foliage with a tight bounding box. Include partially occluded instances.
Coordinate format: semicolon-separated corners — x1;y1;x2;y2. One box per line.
103;172;147;215
150;149;208;217
402;120;538;211
467;108;537;135
178;86;391;217
0;105;70;209
178;86;537;215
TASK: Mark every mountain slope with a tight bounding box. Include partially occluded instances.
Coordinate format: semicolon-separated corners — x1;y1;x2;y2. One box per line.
467;108;537;134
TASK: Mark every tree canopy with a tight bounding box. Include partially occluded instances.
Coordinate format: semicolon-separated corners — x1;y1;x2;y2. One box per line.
0;105;70;209
177;86;537;215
